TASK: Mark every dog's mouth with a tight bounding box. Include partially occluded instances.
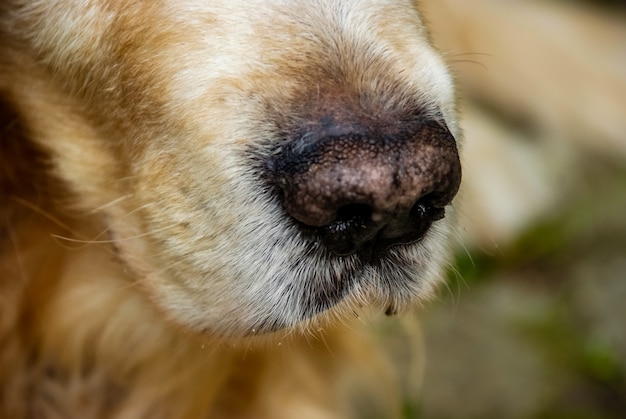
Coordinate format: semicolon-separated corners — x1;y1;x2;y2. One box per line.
304;199;447;263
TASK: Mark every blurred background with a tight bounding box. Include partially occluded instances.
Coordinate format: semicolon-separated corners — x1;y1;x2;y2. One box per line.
414;0;626;417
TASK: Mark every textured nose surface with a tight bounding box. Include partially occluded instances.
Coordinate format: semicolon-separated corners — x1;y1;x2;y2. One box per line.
272;118;461;258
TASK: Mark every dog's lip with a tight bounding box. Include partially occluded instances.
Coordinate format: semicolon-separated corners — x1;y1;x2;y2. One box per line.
353;228;430;263
309;206;445;264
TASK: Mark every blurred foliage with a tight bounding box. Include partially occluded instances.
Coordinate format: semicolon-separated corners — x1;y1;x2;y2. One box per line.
449;156;626;287
423;157;626;419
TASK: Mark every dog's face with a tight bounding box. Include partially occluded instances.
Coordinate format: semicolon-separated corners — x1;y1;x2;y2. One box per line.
8;0;460;337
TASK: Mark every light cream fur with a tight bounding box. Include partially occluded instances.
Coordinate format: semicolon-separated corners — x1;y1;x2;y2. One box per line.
0;0;458;417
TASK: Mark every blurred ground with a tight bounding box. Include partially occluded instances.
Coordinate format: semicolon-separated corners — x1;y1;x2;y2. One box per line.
419;159;626;419
412;0;626;417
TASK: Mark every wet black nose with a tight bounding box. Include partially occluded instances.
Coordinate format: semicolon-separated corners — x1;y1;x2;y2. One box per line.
271;117;461;259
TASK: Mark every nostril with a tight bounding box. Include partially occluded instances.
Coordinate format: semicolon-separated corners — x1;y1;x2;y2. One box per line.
335;204;372;227
318;204;374;256
410;193;447;222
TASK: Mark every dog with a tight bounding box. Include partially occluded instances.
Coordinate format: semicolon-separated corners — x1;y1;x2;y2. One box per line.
0;1;462;417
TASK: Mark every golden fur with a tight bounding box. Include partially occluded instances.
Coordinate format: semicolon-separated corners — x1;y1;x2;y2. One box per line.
0;1;460;417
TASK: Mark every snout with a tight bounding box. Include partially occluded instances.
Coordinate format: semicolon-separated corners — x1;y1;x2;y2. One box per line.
270;115;461;261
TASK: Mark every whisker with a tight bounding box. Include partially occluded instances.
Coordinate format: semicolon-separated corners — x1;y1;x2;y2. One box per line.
443;51;492;71
455;232;475;270
11;196;85;238
88;194;132;213
87;201;159;243
50;223;178;245
448;51;493;58
449;59;489;71
2;212;27;284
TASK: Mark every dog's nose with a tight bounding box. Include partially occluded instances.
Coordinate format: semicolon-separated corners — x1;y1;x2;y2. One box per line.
271;118;461;259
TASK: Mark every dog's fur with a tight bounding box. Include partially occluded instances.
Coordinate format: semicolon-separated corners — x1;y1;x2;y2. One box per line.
0;1;460;417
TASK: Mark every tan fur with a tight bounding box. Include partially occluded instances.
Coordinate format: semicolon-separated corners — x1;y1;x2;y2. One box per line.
0;1;457;417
